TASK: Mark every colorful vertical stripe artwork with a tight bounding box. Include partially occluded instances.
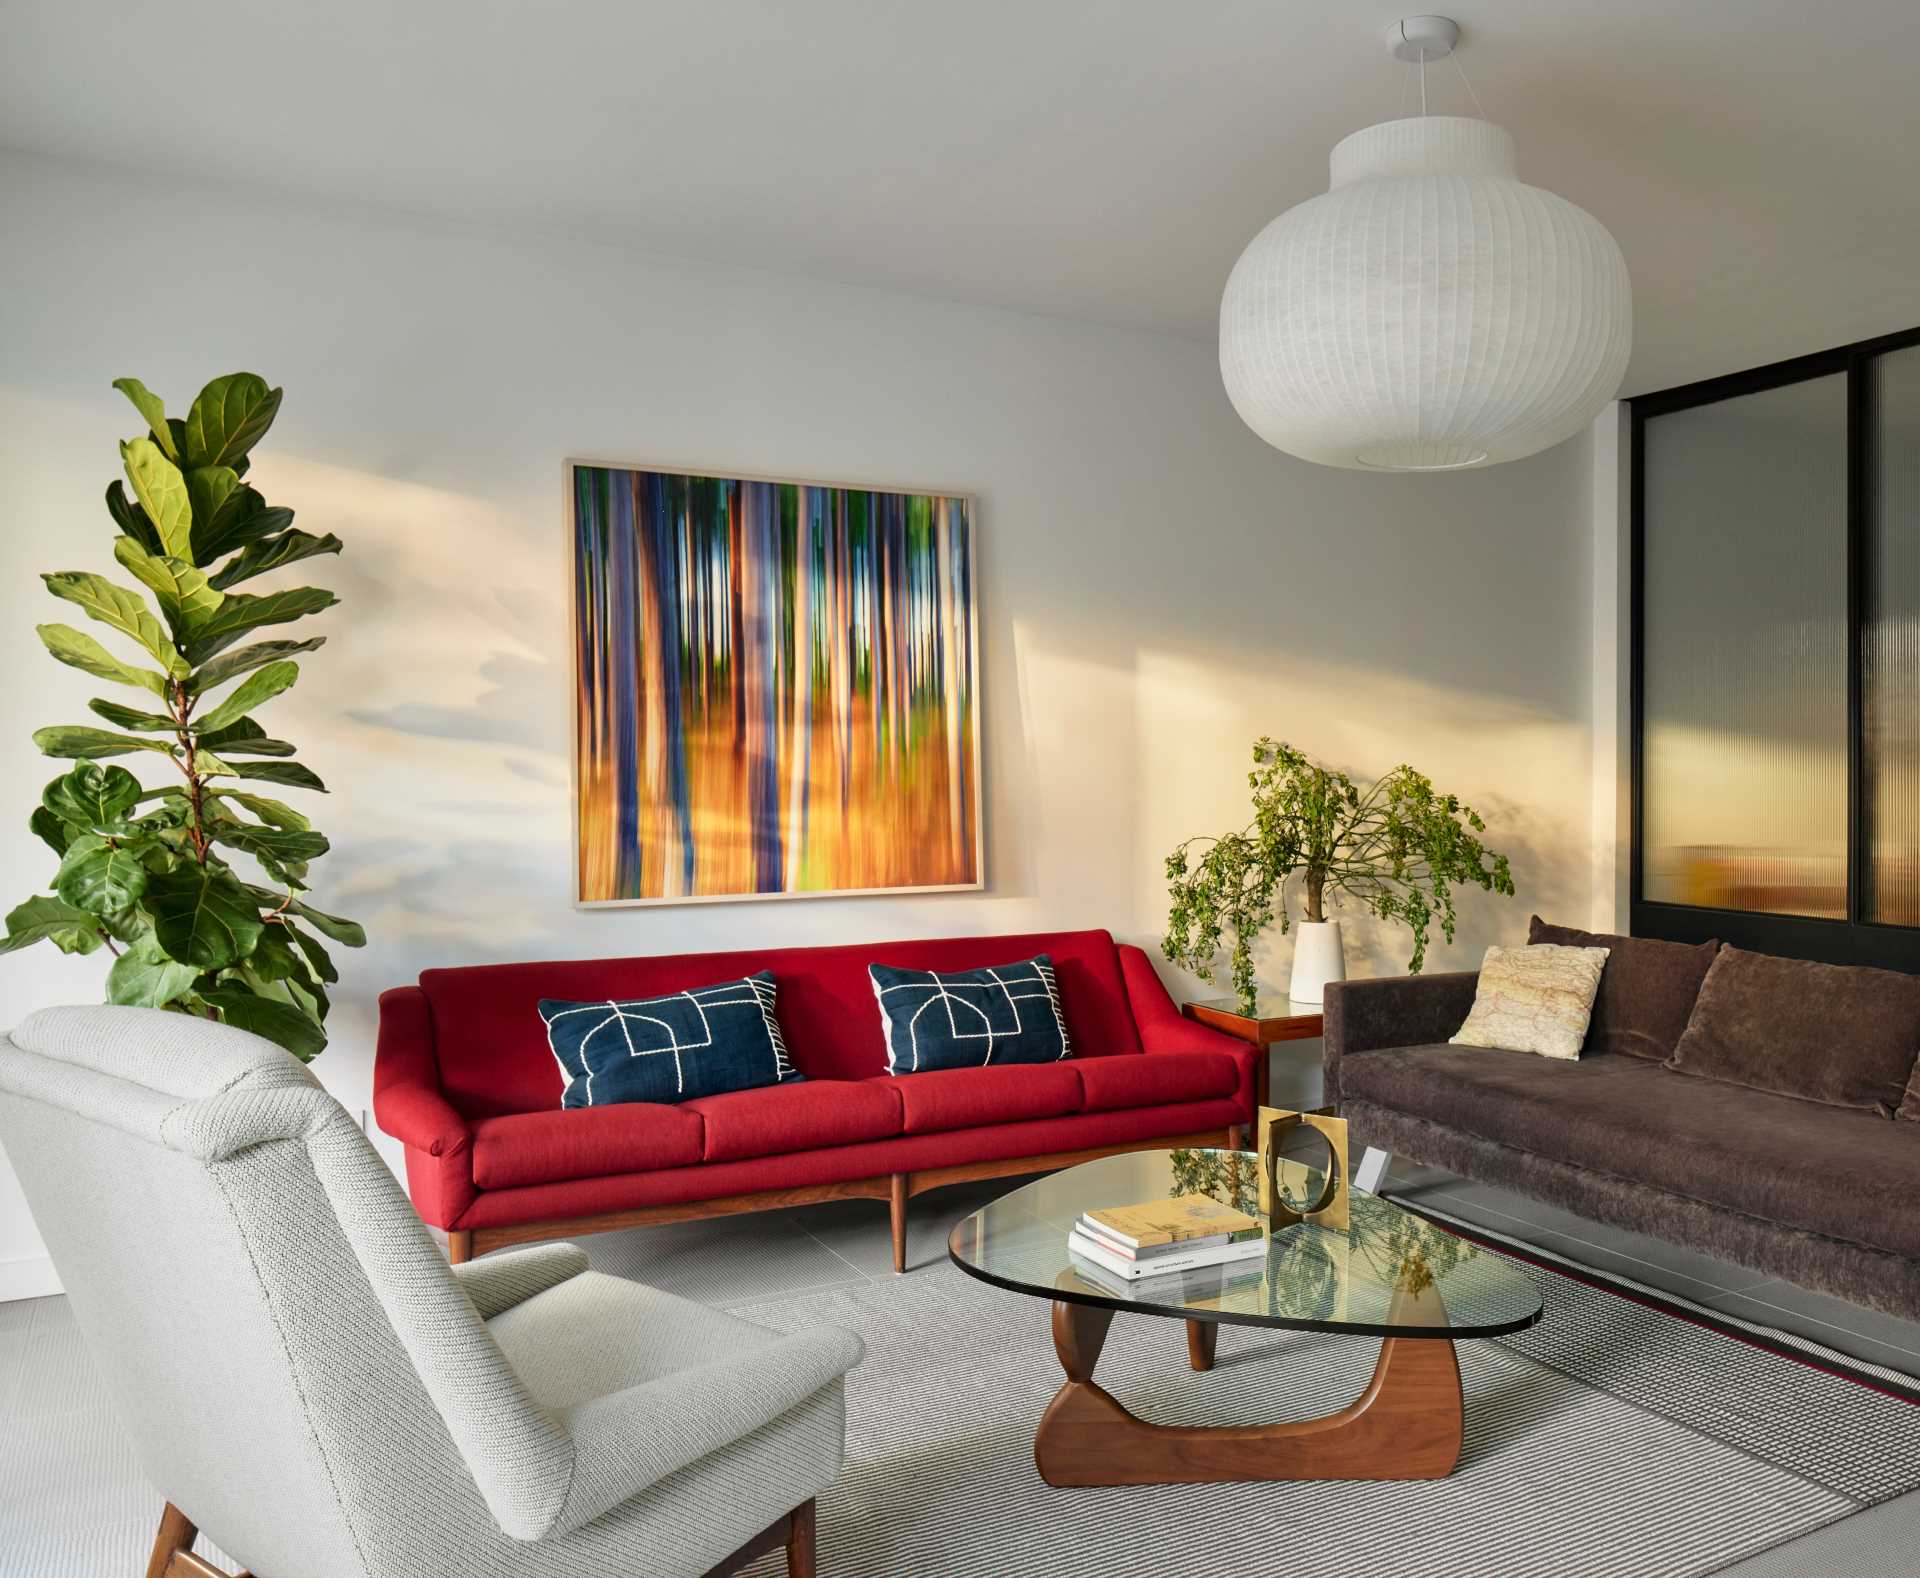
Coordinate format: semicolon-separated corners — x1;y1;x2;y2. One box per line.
571;464;981;904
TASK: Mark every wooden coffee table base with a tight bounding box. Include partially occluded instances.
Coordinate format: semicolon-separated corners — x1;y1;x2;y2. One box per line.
1033;1301;1464;1487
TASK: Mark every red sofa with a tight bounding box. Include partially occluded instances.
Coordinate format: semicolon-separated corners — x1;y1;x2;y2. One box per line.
375;929;1258;1270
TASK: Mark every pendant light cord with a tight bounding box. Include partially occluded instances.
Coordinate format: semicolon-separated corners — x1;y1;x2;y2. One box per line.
1400;36;1490;120
1449;47;1489;118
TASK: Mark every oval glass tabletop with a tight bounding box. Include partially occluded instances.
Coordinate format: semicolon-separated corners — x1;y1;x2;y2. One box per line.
947;1147;1542;1339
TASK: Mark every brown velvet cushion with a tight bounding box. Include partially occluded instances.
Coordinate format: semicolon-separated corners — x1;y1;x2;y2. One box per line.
1666;945;1920;1116
1339;1043;1920;1258
1527;916;1718;1061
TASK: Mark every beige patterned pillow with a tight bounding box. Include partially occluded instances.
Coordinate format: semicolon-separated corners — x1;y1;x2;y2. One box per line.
1449;944;1611;1060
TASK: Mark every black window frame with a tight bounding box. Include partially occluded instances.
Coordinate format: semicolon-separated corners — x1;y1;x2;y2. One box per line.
1630;323;1920;971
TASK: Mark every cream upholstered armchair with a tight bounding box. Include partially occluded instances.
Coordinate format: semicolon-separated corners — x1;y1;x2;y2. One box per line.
0;1006;862;1578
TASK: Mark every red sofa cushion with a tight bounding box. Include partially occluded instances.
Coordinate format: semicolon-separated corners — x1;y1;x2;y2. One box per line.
1077;1051;1240;1113
416;929;1142;1116
470;1103;704;1190
454;1096;1247;1230
876;1063;1085;1136
688;1079;903;1164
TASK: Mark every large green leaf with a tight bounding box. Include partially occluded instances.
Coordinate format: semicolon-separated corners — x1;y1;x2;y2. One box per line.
105;934;199;1008
214;822;324;886
54;834;150;912
104;481;164;557
228;759;326;792
42;763;142;829
282;967;330;1023
34;725;176;760
193;499;292;566
194;660;297;735
283;920;338;984
89;698;179;732
187;636;324;696
215;822;328;863
196;718;295;757
183;375;282;470
2;894;107;955
0;895;103;955
113;538;223;638
97;903;151;944
183;586;338;665
242;922;307;984
37;623;170;698
200;984;324;1061
184;464;245;544
144;863;263;969
120;437;193;558
246;887;364;947
42;572;187;677
29;806;75;856
111;378;177;461
214;789;310;831
207;530;343;591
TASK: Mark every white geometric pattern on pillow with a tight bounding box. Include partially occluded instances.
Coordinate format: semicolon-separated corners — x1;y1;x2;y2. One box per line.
869;957;1070;1073
1449;943;1611;1061
541;975;793;1105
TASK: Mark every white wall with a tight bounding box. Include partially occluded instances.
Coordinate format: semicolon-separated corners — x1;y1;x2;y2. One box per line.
0;150;1600;1294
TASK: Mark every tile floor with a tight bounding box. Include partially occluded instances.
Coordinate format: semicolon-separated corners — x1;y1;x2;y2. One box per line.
3;1127;1917;1577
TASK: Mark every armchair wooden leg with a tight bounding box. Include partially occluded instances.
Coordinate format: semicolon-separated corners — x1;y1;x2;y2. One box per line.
786;1497;817;1578
446;1229;473;1265
146;1504;196;1578
146;1503;249;1578
889;1174;908;1274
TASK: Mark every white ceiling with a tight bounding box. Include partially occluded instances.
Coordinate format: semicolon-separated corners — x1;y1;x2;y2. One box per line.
8;1;1920;395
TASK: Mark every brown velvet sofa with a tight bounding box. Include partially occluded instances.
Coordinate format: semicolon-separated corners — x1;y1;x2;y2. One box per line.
1324;957;1920;1322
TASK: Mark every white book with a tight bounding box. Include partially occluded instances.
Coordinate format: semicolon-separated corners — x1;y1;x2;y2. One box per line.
1075;1218;1232;1260
1067;1228;1265;1281
1069;1254;1264;1302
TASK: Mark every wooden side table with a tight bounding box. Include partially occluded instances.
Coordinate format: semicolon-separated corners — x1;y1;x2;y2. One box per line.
1181;995;1327;1143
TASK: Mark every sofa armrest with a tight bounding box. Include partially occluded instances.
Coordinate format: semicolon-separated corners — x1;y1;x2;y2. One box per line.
546;1324;866;1539
458;1243;590;1319
375;985;476;1229
1322;971;1478;1112
1117;943;1244;1056
1117;943;1260;1117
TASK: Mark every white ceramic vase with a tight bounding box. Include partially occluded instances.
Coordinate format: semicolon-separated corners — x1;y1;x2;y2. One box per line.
1288;919;1347;1005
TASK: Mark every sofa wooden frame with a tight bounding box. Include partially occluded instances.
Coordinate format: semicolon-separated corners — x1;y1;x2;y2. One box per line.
444;1126;1240;1272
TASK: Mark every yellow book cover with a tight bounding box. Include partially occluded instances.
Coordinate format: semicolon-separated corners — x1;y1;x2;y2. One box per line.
1083;1194;1261;1249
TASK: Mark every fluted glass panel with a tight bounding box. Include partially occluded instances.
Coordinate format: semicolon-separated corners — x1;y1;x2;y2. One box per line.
1866;346;1920;925
1642;376;1848;917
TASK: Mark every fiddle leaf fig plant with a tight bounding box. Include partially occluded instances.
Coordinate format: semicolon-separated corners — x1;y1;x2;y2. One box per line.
1;373;361;1059
1163;738;1514;1013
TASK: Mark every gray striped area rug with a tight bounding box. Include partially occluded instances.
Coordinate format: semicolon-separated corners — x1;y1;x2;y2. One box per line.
732;1246;1920;1578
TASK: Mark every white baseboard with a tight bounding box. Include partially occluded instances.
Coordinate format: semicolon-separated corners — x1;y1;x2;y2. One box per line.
0;1253;63;1302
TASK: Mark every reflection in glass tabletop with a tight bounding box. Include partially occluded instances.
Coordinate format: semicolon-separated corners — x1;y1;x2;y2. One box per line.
947;1147;1543;1339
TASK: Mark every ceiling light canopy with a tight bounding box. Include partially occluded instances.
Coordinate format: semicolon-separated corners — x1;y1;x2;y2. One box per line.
1219;16;1631;471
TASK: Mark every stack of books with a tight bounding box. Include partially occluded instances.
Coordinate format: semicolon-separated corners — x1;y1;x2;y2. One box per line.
1067;1194;1266;1289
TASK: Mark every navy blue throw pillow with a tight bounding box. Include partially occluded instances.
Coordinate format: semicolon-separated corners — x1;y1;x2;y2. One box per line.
539;972;798;1108
869;954;1072;1074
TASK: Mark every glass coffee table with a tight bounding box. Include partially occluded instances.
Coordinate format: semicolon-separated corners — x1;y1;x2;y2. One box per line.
948;1147;1543;1486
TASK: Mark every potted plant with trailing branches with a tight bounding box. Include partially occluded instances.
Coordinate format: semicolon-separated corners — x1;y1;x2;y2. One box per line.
1163;738;1514;1010
0;372;362;1059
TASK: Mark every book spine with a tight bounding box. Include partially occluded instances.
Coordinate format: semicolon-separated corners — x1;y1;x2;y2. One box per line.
1075;1219;1230;1259
1068;1231;1266;1279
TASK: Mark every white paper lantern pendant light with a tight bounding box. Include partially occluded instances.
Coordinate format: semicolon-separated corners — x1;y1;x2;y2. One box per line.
1220;16;1631;471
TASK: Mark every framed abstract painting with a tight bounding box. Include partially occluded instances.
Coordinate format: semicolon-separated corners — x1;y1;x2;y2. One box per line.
568;461;982;905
